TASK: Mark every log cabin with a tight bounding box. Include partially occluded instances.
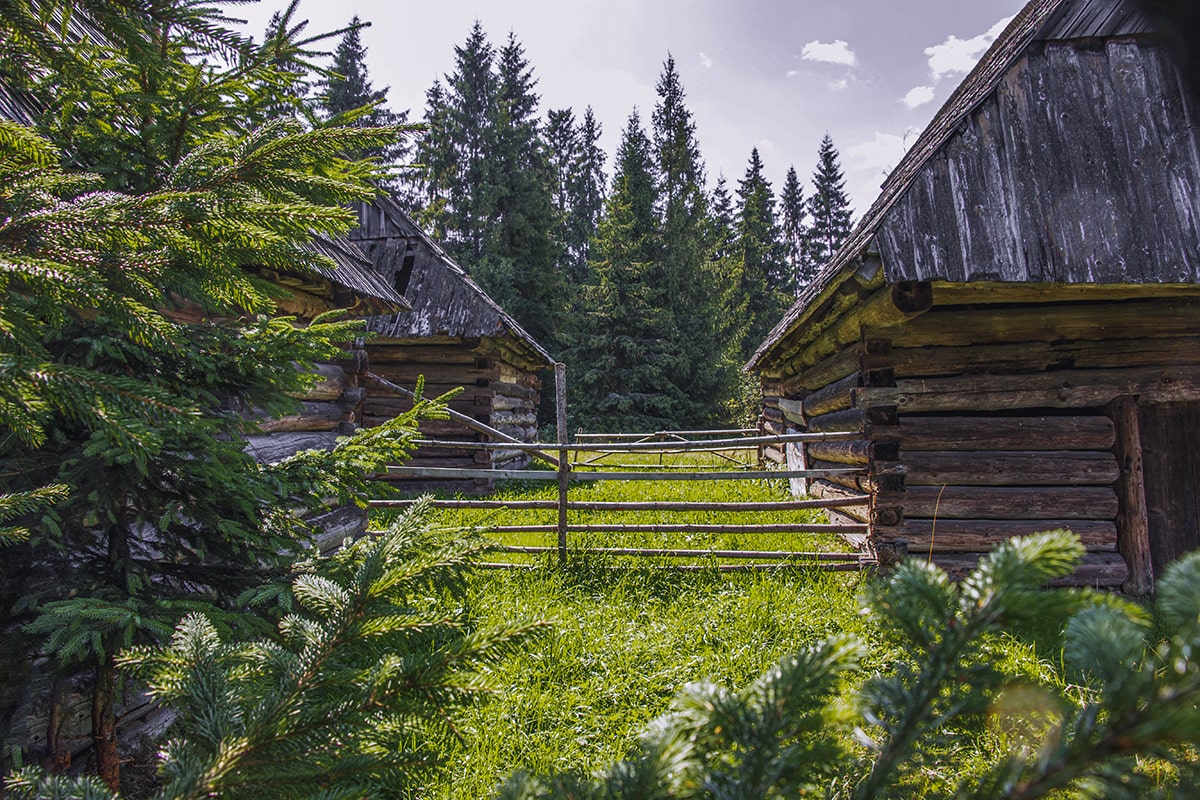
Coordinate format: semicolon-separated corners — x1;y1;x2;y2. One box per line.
748;0;1200;592
349;195;556;494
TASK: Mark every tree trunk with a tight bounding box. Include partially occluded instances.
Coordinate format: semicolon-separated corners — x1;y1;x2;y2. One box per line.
46;673;71;772
93;655;120;791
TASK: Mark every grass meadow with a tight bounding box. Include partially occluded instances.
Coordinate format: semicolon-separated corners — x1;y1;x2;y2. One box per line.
373;450;1069;798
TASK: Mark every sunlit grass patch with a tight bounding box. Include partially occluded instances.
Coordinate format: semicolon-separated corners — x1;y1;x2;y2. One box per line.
437;563;870;799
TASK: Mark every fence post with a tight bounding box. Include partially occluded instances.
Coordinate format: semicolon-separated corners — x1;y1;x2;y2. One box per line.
555;363;569;565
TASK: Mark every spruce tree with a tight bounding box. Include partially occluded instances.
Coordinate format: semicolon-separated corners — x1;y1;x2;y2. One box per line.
257;3;320;123
709;173;737;261
779;164;810;295
481;32;564;350
545;106;606;286
318;16;412;183
568;107;607;281
0;2;423;787
806;134;854;270
414;25;566;355
566;111;683;431
545;106;580;269
734;148;790;360
650;55;730;428
416;21;498;262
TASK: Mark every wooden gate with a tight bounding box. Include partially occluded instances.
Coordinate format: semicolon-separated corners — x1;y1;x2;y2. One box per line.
366;365;874;570
370;428;874;571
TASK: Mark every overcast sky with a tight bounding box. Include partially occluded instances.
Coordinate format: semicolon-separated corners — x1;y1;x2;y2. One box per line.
234;0;1025;217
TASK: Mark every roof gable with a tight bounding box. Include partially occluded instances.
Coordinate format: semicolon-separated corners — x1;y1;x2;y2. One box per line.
349;196;555;370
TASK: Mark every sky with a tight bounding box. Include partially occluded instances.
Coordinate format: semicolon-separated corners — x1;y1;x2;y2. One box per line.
233;0;1026;216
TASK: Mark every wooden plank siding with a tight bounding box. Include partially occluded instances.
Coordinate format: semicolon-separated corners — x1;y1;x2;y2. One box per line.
875;42;1200;287
362;339;543;491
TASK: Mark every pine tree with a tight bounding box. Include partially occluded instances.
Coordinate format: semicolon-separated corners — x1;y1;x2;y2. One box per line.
318;16;412;183
734;147;790;360
414;25;566;356
779;164;810;295
257;2;320;122
545;106;580;267
709;173;737;261
567;107;607;281
806;134;854;270
416;21;498;262
565;111;684;431
712;169;764;426
480;32;564;350
546;107;606;285
650;55;730;428
0;2;422;787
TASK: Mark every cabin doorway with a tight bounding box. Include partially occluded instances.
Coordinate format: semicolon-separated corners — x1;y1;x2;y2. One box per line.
1139;401;1200;579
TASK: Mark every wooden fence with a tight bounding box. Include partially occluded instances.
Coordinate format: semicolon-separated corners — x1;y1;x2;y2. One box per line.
368;365;873;570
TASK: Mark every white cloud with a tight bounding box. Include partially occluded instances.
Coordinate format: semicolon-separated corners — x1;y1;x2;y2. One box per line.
801;39;857;67
845;130;916;176
924;16;1014;80
786;68;800;78
699;51;713;69
828;78;849;91
902;85;936;108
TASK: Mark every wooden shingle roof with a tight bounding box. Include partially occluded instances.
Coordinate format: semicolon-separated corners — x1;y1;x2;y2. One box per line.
349;196;556;371
303;235;410;315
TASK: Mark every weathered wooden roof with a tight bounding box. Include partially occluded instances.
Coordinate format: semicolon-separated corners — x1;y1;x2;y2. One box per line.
749;0;1198;371
302;235;410;315
349;196;555;371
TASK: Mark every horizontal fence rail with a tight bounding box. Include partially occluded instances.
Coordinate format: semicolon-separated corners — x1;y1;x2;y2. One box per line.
443;523;866;534
371;366;871;571
385;467;862;481
475;561;866;572
412;431;859;453
491;545;863;561
573;429;756;440
370;497;871;511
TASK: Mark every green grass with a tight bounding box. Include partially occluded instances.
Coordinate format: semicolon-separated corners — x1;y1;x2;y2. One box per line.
439;563;873;798
374;456;1070;798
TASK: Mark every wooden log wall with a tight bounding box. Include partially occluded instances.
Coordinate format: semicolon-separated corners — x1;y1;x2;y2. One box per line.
243;354;366;465
362;338;543;491
763;293;1200;589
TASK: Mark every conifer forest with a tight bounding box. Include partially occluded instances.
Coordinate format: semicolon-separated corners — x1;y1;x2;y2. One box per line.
393;21;854;431
2;3;1200;800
